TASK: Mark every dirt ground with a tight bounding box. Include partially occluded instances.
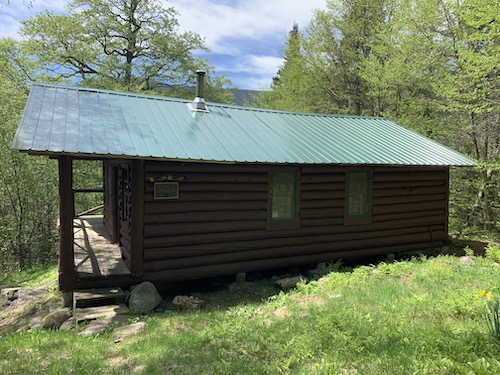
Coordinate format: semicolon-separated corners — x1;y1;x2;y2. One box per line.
0;280;60;335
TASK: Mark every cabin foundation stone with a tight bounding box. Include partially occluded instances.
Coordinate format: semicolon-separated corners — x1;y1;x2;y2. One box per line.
128;282;162;314
41;307;72;329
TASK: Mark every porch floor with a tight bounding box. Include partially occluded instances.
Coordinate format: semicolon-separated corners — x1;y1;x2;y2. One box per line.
74;215;131;278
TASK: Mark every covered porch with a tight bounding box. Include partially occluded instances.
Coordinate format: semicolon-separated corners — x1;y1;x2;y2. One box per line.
74;215;130;279
58;156;143;291
61;213;133;291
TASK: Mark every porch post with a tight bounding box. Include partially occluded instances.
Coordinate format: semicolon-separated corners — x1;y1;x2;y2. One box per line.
58;156;77;290
130;159;144;277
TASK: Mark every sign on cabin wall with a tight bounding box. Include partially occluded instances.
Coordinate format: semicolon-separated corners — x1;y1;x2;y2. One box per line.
154;182;179;200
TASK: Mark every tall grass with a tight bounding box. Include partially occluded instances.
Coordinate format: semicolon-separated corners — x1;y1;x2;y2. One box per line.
1;255;499;374
0;262;57;287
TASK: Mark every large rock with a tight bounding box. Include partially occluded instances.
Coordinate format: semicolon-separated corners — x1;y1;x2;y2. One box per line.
79;320;109;337
460;256;474;265
128;282;162;314
41;307;72;329
59;317;76;331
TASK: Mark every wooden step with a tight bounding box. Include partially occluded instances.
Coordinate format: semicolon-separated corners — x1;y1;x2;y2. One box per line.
74;303;129;322
73;287;126;309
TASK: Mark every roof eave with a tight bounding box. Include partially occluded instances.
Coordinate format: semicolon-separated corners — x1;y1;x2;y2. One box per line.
16;149;477;167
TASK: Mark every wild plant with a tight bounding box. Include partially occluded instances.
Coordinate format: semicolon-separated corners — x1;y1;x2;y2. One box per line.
479;290;500;339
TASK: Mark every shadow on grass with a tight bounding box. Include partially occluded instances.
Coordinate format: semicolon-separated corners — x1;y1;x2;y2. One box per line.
447;238;490;256
154;271;285;312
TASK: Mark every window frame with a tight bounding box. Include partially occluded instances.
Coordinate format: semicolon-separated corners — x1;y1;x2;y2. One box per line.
154;182;180;200
344;169;373;225
267;169;300;230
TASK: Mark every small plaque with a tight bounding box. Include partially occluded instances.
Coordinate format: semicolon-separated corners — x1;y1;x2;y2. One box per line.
154;182;179;200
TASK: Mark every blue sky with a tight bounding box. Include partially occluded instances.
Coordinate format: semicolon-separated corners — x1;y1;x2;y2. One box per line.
0;0;327;89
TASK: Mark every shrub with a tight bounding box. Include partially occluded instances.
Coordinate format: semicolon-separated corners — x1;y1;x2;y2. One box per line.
485;244;500;263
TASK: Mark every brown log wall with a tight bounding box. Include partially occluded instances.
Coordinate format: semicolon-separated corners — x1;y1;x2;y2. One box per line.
142;162;449;282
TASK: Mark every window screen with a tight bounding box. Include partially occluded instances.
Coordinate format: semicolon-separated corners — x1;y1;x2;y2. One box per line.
270;171;297;223
346;171;371;219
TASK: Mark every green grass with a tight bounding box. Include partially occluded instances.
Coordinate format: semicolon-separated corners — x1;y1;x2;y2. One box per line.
1;255;500;374
0;262;57;287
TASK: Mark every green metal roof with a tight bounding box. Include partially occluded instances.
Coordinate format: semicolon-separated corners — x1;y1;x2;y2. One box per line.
12;83;476;166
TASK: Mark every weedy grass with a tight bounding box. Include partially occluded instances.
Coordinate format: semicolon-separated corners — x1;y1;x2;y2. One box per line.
1;254;499;374
0;262;58;287
0;330;115;374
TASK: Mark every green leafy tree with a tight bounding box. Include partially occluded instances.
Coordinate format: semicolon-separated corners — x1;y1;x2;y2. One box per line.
303;0;397;115
256;23;319;112
0;38;58;271
408;0;499;231
258;0;403;116
449;0;499;232
355;6;448;136
20;0;234;103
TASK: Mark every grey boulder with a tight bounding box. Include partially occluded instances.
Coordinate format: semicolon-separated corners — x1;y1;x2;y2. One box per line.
128;282;162;314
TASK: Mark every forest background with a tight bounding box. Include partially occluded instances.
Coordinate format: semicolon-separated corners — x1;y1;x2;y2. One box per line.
0;0;498;272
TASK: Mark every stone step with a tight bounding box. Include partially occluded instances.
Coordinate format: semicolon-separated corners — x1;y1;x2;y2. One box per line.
74;303;129;322
73;287;126;309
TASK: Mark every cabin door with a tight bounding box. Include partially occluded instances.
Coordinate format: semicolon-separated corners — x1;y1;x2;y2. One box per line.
117;163;133;264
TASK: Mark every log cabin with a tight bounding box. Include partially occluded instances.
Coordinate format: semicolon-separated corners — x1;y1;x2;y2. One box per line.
12;76;475;291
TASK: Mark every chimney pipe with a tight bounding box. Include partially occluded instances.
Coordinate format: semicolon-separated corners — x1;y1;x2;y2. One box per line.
196;70;205;98
191;69;207;111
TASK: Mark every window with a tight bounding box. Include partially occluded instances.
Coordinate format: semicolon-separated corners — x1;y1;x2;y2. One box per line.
269;170;299;228
346;171;371;221
154;182;179;200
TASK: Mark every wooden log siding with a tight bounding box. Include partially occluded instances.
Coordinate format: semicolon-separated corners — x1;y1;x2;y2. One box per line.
142;162;449;281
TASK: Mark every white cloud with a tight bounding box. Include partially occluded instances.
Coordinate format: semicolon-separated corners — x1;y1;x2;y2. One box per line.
167;0;327;88
213;54;284;90
0;14;19;38
244;55;285;90
167;0;326;53
223;55;283;75
249;55;285;75
0;0;67;38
